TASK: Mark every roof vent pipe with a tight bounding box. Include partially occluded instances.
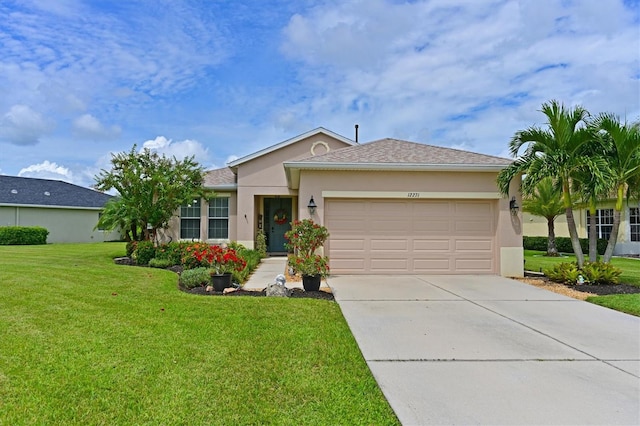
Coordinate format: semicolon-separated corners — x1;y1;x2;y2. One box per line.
355;124;359;143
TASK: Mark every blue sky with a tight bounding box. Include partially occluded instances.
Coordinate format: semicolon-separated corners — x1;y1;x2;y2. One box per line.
1;0;638;188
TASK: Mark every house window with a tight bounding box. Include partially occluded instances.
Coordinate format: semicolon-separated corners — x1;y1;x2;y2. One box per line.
586;209;614;240
630;208;640;242
208;197;229;239
180;201;201;239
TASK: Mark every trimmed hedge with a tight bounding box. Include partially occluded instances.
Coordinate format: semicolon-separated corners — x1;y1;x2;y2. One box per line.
524;236;607;255
0;226;49;245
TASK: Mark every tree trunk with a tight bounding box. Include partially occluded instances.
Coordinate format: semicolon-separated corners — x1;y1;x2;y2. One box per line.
546;217;559;256
603;208;621;263
565;206;585;267
588;206;598;262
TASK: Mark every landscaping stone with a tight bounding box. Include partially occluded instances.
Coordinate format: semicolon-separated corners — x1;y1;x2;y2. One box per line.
266;282;291;297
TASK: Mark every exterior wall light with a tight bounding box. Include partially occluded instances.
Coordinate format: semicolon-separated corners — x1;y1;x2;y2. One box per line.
307;196;317;216
509;196;519;215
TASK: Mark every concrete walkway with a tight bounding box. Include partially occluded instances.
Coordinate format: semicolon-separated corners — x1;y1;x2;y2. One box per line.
242;256;331;291
328;275;640;425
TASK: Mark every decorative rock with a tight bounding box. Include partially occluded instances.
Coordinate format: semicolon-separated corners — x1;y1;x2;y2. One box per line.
114;257;134;265
266;282;290;297
205;285;214;292
223;287;238;294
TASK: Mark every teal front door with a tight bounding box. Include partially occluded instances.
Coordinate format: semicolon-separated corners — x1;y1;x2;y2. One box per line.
265;198;292;253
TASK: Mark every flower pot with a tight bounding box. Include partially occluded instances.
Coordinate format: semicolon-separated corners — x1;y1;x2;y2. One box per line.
210;273;233;292
302;274;321;292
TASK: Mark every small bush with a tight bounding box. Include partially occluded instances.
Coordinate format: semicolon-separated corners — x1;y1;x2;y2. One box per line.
148;258;173;269
580;261;621;285
132;241;156;265
0;226;48;245
233;249;262;283
544;262;581;284
524;236;607;255
154;242;189;265
544;261;621;285
255;231;267;258
126;241;137;257
179;267;210;289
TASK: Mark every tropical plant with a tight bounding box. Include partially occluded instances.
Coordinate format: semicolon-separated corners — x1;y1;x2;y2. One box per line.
592;114;640;262
94;145;205;243
285;219;330;277
498;100;598;267
181;243;246;274
522;178;565;256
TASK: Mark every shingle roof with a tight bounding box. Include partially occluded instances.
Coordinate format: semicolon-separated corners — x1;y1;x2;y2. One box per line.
0;175;112;208
300;138;512;165
203;167;236;187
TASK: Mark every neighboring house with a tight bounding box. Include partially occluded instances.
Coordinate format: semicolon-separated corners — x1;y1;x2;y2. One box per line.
166;127;523;277
524;201;640;255
0;175;118;243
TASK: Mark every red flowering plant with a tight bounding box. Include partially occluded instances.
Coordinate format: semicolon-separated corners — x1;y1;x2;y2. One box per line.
284;219;330;277
181;243;246;274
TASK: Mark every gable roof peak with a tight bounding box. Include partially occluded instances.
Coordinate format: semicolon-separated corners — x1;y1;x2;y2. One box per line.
227;127;355;168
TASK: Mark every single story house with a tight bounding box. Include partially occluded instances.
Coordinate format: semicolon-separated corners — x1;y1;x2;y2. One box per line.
0;175;118;243
166;127;523;277
524;201;640;255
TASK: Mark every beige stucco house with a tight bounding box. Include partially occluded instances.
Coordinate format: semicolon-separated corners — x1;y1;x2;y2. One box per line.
166;127;524;277
524;200;640;255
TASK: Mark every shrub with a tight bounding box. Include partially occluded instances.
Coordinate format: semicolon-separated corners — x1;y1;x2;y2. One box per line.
154;242;189;265
544;261;621;285
544;262;581;284
580;261;621;285
233;249;262;283
0;226;48;245
524;236;607;255
148;258;173;269
126;241;137;257
132;240;156;265
179;267;210;289
255;230;267;258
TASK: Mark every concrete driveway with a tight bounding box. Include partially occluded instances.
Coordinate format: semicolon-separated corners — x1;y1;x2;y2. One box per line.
328;275;640;425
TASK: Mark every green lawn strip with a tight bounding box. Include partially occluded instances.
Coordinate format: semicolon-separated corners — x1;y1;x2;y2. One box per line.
524;250;640;316
0;243;398;425
586;294;640;317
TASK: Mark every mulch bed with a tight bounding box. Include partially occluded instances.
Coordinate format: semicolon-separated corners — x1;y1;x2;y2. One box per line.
561;282;640;295
181;286;335;300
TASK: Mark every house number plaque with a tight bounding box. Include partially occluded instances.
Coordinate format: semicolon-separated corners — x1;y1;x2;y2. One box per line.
407;192;420;198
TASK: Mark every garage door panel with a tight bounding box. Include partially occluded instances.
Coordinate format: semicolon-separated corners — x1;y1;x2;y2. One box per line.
413;239;451;251
455;239;493;251
327;199;497;274
331;239;366;250
371;239;408;251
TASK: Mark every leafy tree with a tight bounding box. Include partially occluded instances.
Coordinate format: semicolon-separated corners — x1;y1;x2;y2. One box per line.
94;146;205;243
594;114;640;262
497;100;597;267
522;177;565;256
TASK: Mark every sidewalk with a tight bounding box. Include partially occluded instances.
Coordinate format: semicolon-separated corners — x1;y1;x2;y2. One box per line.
243;256;331;291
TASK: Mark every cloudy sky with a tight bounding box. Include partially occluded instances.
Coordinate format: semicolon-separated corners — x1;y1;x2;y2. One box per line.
1;0;638;188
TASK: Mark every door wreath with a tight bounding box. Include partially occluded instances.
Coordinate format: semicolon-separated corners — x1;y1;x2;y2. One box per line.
273;209;288;225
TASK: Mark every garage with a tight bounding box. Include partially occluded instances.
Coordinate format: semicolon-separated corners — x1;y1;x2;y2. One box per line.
326;199;497;274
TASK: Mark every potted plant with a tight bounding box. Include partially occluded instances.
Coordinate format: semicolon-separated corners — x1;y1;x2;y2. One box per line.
208;245;246;291
284;219;330;291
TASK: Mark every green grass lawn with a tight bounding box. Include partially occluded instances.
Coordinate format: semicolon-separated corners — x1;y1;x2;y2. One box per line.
0;243;399;425
524;250;640;316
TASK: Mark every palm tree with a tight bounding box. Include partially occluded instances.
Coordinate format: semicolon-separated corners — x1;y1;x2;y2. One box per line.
594;114;640;262
522;178;565;256
498;100;595;267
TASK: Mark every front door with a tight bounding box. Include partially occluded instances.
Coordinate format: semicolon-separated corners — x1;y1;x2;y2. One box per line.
265;197;292;253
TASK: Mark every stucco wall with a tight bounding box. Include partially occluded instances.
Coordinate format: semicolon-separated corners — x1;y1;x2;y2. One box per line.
297;169;523;277
0;206;118;243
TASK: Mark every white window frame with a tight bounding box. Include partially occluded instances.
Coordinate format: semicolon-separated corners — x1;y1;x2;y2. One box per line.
180;200;201;239
208;197;229;240
586;208;614;240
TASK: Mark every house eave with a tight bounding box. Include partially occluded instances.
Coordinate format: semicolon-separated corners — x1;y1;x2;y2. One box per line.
0;203;105;210
205;184;238;192
283;162;510;189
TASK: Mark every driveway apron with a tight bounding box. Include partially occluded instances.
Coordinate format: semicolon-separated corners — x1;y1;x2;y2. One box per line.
328;275;640;425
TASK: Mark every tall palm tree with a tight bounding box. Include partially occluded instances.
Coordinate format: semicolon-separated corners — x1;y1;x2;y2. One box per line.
498;100;595;267
594;114;640;262
522;177;565;256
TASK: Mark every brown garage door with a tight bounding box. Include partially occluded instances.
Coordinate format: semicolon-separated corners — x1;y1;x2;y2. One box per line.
326;199;497;274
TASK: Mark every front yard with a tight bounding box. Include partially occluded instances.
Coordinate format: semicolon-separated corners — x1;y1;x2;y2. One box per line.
0;243;398;425
524;250;640;316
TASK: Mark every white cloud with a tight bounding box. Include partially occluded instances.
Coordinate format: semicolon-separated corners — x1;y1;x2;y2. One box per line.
18;160;74;182
72;114;121;141
0;105;55;146
141;136;209;164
